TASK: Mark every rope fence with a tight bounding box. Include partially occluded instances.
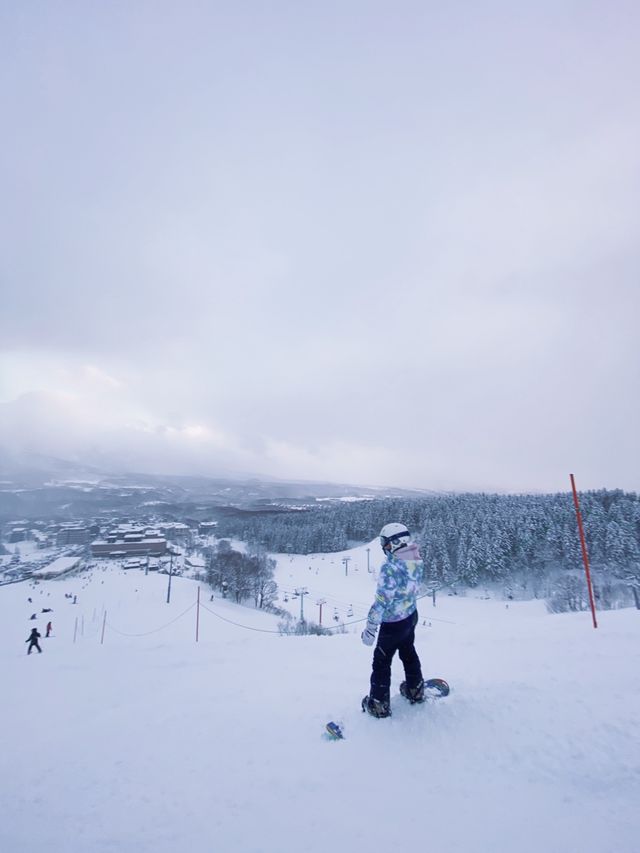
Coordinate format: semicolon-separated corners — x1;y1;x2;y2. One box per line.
91;587;456;644
105;602;197;638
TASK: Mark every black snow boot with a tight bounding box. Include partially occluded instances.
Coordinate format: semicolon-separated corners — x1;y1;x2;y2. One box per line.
361;695;391;718
400;680;425;704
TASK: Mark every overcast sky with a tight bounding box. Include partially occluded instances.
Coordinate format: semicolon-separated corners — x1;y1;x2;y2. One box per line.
1;1;639;493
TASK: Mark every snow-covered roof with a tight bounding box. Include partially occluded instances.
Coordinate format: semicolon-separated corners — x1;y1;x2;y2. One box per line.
31;557;82;578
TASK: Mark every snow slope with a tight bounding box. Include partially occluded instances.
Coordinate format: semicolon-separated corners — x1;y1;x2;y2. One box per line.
1;547;639;853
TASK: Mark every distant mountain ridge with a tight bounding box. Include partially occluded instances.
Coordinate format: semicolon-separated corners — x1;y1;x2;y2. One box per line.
0;452;437;522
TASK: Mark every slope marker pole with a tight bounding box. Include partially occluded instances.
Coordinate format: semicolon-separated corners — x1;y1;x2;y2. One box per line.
570;474;598;629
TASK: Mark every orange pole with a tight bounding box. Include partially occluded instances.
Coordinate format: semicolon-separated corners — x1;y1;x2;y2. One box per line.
570;474;598;629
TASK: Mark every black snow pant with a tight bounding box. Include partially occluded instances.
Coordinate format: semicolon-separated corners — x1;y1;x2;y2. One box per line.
27;640;42;654
369;610;422;702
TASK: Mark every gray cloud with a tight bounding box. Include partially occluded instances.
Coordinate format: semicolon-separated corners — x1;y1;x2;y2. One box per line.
1;2;639;492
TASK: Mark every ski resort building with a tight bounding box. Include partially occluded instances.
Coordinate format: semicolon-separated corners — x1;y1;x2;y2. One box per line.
56;524;91;546
90;530;168;558
31;556;83;580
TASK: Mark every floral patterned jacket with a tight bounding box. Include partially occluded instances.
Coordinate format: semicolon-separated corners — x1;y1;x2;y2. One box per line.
366;542;425;625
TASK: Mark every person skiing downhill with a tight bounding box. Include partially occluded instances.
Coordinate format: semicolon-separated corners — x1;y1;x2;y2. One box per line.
26;627;42;655
361;523;425;718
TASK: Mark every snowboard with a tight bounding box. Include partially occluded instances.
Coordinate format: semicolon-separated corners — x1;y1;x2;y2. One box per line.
414;677;450;700
324;678;450;740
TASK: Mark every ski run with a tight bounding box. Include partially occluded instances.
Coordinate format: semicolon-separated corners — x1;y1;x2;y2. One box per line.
1;539;639;853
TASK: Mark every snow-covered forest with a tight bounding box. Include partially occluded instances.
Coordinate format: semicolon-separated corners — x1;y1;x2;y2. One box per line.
214;490;640;608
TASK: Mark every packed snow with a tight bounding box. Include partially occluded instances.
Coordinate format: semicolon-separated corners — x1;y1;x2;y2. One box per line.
1;542;639;853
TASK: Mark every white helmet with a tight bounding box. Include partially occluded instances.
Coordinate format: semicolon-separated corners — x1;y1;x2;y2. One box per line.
379;522;410;553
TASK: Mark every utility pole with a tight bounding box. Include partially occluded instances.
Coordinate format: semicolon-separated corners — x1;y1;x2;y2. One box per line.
342;557;351;576
295;587;309;623
166;550;174;604
316;598;326;625
196;586;200;642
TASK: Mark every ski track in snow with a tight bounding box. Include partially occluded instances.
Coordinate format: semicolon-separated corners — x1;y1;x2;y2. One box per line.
1;542;639;853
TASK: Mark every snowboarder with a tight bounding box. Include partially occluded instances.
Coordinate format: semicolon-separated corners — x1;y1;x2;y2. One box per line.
46;621;52;638
26;627;42;654
361;523;425;718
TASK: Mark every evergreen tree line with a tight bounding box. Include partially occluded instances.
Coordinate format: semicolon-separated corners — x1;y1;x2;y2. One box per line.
214;490;640;603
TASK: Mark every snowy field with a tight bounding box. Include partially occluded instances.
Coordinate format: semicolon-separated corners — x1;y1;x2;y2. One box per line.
1;544;639;853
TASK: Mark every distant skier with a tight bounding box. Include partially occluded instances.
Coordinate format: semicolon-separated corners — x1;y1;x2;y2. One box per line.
26;627;42;654
46;621;52;638
361;523;425;718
